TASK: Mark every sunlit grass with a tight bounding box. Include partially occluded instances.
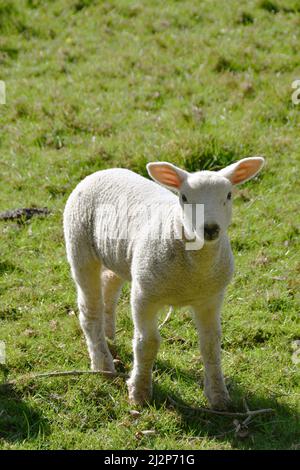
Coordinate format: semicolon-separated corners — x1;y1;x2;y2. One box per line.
0;0;299;450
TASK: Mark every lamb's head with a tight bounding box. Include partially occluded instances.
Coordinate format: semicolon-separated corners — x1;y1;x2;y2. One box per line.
147;157;264;245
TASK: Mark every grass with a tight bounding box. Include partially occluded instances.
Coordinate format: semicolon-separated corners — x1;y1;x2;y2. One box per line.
0;0;299;450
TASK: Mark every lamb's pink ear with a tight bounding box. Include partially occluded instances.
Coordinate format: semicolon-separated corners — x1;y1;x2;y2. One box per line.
146;162;188;190
218;157;265;185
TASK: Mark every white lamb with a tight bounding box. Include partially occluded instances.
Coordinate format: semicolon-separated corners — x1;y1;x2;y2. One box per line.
63;157;264;409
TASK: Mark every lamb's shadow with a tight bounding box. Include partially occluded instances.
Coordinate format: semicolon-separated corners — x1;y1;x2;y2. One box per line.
149;358;300;450
0;371;49;443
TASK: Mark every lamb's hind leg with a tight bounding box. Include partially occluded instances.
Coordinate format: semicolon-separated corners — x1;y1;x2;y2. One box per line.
72;259;115;373
102;269;123;341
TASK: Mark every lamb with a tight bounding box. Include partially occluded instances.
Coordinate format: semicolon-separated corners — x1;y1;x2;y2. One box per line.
63;157;264;409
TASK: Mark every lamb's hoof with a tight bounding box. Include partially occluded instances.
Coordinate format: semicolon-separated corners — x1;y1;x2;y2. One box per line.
91;359;116;374
205;384;231;411
127;379;152;405
208;393;232;411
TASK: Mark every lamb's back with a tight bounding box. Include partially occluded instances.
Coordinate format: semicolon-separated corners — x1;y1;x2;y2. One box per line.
64;169;176;279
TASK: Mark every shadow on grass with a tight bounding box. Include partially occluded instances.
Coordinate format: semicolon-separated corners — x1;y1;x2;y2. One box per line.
110;347;299;448
0;353;298;449
0;374;49;444
150;359;300;450
0;261;20;276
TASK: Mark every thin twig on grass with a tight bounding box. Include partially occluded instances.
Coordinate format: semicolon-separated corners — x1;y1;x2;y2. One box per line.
1;369;129;387
167;395;274;418
186;428;236;441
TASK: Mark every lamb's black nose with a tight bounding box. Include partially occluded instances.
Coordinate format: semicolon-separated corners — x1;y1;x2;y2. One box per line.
204;223;220;241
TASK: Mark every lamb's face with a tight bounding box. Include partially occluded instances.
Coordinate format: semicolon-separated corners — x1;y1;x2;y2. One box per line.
147;157;264;247
179;171;233;243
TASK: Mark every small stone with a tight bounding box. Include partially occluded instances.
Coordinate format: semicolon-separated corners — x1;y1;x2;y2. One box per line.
129;410;141;418
23;328;35;337
49;320;58;330
291;340;300;351
237;427;250;438
141;430;156;436
113;359;123;365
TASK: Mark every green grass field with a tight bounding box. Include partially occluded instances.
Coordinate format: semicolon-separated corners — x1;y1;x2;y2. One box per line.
0;0;299;450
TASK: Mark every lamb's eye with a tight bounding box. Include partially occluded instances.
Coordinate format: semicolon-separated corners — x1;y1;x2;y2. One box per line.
227;192;232;201
181;194;187;203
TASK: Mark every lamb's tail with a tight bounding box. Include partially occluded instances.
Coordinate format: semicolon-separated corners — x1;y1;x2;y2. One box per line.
159;306;173;330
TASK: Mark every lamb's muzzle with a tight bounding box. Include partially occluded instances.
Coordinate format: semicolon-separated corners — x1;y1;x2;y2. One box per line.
204;223;220;241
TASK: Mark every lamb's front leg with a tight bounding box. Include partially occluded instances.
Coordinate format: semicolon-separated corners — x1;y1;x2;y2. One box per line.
193;294;230;410
127;292;161;405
